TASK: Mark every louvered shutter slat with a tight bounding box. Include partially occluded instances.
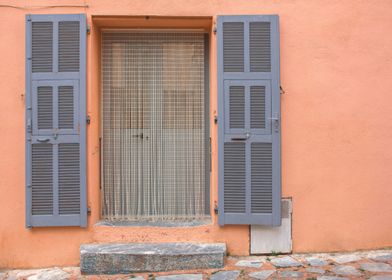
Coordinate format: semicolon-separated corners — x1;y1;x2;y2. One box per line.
37;86;53;130
59;143;80;215
58;86;74;129
218;15;281;226
251;143;273;214
32;22;53;73
250;86;266;129
26;14;86;228
224;142;246;213
250;22;271;72
223;22;244;72
58;21;80;72
31;143;53;215
229;86;245;129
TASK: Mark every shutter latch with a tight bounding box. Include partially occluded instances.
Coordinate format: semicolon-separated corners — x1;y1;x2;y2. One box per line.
269;113;280;132
214;115;218;124
86;115;91;125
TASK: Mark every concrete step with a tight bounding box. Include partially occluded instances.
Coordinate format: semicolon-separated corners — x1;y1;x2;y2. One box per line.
80;242;226;274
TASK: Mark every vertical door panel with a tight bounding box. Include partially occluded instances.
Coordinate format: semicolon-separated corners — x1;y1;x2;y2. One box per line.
26;14;86;227
218;15;280;226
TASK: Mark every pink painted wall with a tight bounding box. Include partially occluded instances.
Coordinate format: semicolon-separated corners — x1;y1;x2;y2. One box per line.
1;0;392;268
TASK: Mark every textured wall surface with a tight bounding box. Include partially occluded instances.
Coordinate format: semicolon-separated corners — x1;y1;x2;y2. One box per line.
0;0;392;268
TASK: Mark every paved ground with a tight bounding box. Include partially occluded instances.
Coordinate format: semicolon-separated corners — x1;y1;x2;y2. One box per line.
1;249;392;279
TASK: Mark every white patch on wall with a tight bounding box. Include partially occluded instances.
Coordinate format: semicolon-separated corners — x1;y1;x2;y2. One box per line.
250;198;292;254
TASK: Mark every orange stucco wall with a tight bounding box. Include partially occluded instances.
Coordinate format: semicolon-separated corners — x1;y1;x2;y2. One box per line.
1;0;392;268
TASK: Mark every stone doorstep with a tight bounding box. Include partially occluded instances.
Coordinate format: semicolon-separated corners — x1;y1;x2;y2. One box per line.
80;242;226;274
4;248;392;280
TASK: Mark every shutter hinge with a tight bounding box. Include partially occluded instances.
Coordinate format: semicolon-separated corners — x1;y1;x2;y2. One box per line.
214;205;219;214
214;115;218;124
87;25;91;35
209;137;212;172
86;115;91;124
280;85;286;95
27;118;32;133
87;206;92;215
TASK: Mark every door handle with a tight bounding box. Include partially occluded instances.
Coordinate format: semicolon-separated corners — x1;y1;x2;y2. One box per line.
132;133;143;138
132;133;149;140
37;138;50;142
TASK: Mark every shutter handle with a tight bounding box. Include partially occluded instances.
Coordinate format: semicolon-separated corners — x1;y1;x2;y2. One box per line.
37;138;50;142
231;133;250;141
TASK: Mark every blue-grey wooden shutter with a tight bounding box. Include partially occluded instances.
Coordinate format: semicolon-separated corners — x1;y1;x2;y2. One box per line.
217;15;281;226
25;14;87;227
